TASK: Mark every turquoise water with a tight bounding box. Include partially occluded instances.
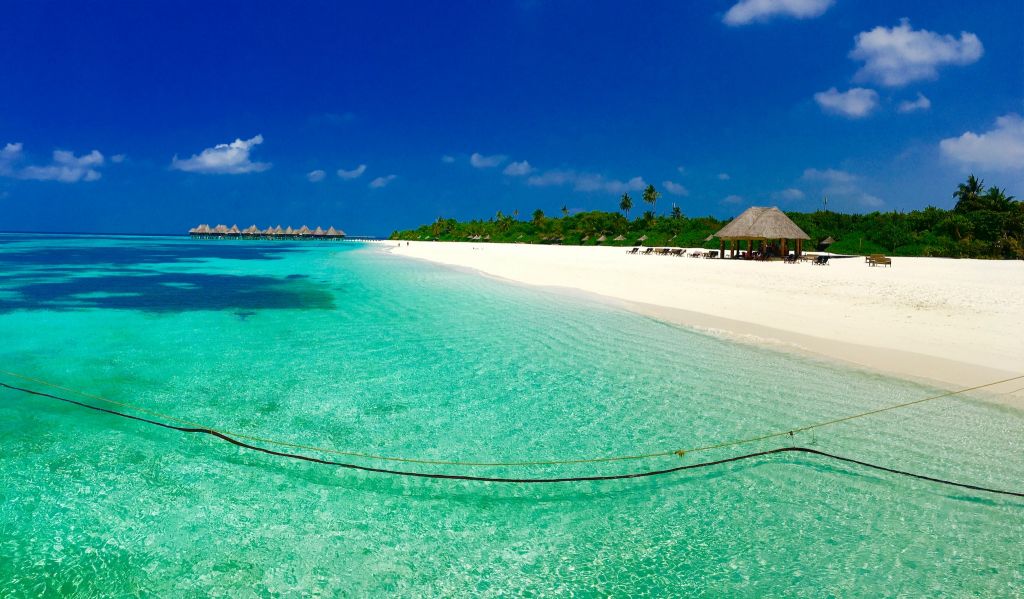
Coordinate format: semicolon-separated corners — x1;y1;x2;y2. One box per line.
1;234;1021;596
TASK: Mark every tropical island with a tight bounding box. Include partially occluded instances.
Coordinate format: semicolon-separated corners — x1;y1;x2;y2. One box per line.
392;176;1023;259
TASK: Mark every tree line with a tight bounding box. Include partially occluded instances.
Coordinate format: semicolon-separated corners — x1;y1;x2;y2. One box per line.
391;177;1023;259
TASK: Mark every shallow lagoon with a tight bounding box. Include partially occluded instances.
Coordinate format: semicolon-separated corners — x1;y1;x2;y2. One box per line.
1;234;1021;596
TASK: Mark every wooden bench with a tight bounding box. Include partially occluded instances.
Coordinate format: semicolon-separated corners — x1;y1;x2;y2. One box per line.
867;254;892;267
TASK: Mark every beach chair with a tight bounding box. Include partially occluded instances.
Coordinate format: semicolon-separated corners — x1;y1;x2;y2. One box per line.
670;248;683;256
626;247;639;255
784;254;798;264
642;247;654;255
813;255;830;265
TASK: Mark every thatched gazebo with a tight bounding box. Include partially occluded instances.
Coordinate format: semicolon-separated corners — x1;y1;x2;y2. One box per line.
713;206;810;259
613;234;626;242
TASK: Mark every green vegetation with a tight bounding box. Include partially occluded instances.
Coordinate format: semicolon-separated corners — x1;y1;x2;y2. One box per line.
391;176;1023;259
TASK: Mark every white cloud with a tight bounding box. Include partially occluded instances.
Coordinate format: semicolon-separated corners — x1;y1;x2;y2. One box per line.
802;168;885;209
722;194;744;204
0;142;106;182
772;188;805;201
723;0;833;26
850;19;983;86
503;160;533;176
171;135;270;174
527;169;646;194
470;152;506;168
337;164;366;179
814;87;879;118
441;155;455;163
676;165;687;175
897;92;931;113
307;169;326;182
663;180;689;196
717;172;731;180
369;174;397;188
939;113;1024;172
110;154;126;163
802;167;856;184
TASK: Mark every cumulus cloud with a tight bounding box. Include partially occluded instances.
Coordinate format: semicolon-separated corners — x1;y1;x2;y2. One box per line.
0;142;106;182
369;174;397;188
802;168;883;209
307;169;326;182
663;180;689;196
110;154;126;163
772;188;805;201
441;155;455;164
850;19;983;86
503;160;533;176
470;152;506;168
897;93;931;113
814;87;879;118
337;164;366;179
171;135;270;174
939;113;1024;172
717;172;731;180
722;194;744;204
802;167;856;184
527;169;646;195
723;0;833;25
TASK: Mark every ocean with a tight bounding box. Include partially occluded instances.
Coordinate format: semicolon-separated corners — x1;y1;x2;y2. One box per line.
1;233;1021;596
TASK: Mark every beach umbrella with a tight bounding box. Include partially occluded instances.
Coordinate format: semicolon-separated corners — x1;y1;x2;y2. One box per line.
613;235;626;241
638;235;648;241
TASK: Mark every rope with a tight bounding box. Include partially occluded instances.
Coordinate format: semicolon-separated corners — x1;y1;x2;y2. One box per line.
2;369;1022;467
1;381;1021;497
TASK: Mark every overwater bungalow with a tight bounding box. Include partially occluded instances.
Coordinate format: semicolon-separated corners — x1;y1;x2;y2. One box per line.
188;222;347;241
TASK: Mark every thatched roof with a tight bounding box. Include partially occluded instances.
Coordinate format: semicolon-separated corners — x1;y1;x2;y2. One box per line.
597;235;607;242
274;225;284;234
325;226;340;237
613;234;626;241
821;236;836;245
714;206;809;240
196;224;211;233
284;226;295;235
297;225;312;236
263;226;275;234
243;225;259;235
213;224;229;234
228;224;240;234
313;226;325;236
637;235;648;241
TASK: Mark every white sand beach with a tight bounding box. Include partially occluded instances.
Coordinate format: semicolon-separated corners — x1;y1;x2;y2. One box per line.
388;242;1024;396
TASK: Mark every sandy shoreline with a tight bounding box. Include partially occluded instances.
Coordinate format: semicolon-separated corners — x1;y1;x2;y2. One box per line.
383;241;1024;398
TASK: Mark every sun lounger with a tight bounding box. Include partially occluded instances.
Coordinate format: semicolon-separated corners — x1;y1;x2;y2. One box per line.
669;248;683;256
626;247;639;254
784;254;798;264
641;248;654;255
813;255;830;265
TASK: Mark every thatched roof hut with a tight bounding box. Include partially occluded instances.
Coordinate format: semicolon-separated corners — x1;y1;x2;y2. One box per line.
713;206;810;258
263;226;275;235
597;235;607;242
297;225;312;236
213;224;229;235
714;206;808;241
284;226;295;235
637;235;648;242
228;224;241;235
313;226;326;237
613;234;626;241
325;226;342;238
274;225;285;235
242;225;259;236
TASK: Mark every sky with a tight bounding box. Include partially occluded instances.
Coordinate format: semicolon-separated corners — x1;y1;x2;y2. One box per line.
1;0;1022;236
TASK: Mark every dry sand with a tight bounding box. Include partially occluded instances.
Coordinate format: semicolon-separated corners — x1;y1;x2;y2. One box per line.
384;241;1024;397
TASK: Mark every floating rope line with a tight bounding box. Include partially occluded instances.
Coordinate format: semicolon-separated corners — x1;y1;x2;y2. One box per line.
1;381;1022;497
2;369;1022;467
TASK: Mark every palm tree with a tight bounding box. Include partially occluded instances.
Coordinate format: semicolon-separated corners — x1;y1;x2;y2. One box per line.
532;209;545;227
953;175;985;212
984;186;1015;212
643;184;660;214
619;193;633;218
561;205;569;217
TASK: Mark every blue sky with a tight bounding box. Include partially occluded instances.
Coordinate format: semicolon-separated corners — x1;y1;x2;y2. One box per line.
1;0;1021;235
